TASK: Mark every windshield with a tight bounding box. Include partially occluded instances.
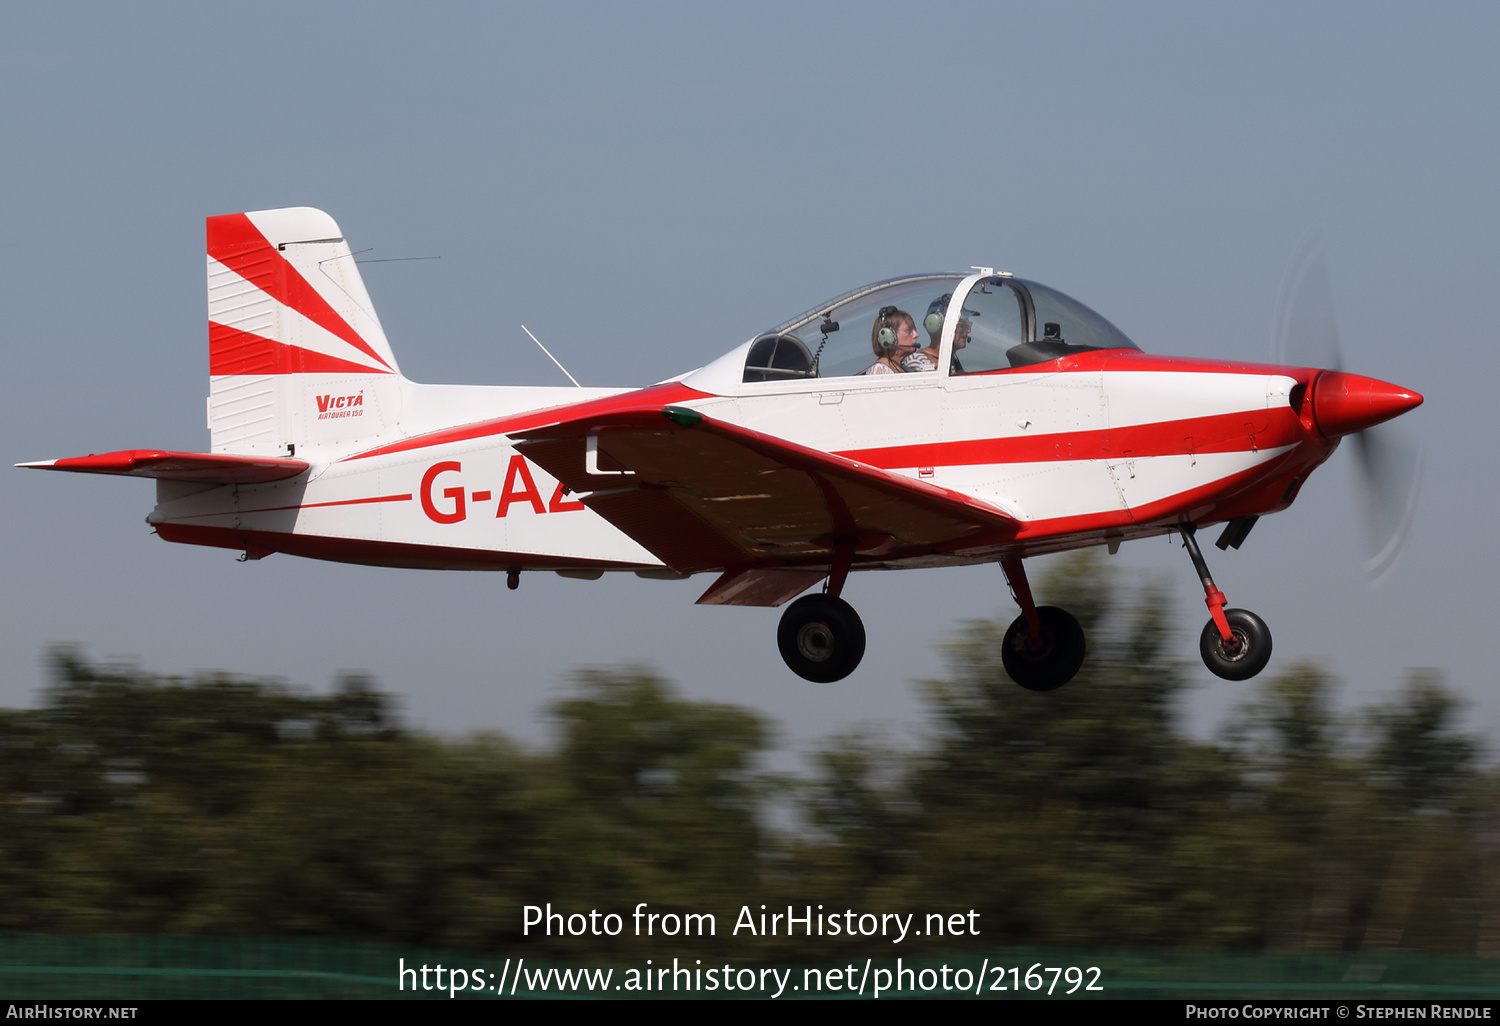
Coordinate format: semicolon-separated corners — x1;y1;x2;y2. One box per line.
1023;279;1137;352
953;276;1140;373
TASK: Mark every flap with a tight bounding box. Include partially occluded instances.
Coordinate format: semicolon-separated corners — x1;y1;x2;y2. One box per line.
17;449;309;484
514;406;1017;575
695;568;829;607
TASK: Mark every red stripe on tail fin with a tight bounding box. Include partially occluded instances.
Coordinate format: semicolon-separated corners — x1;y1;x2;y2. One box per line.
206;213;395;372
208;323;396;376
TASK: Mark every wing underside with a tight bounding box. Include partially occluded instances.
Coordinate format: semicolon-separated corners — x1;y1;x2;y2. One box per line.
515;406;1017;603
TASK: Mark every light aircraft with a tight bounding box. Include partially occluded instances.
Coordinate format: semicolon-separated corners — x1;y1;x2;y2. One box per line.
20;208;1424;690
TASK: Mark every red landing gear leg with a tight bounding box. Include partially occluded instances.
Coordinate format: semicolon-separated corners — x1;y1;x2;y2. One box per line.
1177;524;1235;647
997;558;1085;692
1178;523;1274;681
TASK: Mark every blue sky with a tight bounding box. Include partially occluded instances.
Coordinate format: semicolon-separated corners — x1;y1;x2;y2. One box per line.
2;2;1494;757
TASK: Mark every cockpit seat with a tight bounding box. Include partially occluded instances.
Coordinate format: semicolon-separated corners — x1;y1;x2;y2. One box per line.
743;334;816;382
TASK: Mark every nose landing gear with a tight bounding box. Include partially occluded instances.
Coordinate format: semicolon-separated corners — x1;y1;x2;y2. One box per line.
1199;607;1272;680
1179;523;1272;680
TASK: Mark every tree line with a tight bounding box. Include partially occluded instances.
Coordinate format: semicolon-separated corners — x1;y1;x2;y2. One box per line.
0;555;1491;959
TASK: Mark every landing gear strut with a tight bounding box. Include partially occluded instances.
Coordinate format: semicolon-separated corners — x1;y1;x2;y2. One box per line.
1179;523;1272;680
998;558;1086;691
777;541;866;683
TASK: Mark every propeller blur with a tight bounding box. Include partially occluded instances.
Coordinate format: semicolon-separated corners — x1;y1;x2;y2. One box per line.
1275;237;1425;581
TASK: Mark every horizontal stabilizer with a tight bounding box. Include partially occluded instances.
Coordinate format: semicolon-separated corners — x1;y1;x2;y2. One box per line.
17;449;309;484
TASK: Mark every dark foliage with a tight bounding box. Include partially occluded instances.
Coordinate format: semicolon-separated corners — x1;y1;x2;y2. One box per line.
1;559;1491;957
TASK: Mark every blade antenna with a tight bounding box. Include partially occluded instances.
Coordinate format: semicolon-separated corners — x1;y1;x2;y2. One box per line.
520;324;582;388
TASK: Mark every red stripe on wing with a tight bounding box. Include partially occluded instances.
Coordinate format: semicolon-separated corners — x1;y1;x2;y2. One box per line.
21;450;308;484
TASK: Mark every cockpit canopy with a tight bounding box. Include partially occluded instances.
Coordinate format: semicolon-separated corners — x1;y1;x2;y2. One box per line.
741;273;1139;384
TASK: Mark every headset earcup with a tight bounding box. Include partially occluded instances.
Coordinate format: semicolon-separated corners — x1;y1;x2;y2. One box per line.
877;326;896;349
924;312;943;336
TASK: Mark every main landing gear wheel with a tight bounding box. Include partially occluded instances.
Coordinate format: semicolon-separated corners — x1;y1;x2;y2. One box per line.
778;594;866;683
1001;605;1086;692
1199;608;1273;681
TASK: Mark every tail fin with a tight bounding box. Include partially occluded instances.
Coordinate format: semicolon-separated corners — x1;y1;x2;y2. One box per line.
207;207;404;456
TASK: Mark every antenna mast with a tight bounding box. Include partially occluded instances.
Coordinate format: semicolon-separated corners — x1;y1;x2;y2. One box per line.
520;325;582;388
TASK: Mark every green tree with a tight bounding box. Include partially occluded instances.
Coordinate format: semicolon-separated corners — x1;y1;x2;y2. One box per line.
545;669;771;924
0;652;779;955
1366;670;1479;814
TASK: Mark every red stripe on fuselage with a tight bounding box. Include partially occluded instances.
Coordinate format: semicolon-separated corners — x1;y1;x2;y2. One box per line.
208;323;396;376
997;441;1333;554
206;213;394;373
172;492;414;520
245;492;413;515
333;348;1317;473
343;382;707;461
997;348;1320;377
153;522;656;572
839;407;1306;469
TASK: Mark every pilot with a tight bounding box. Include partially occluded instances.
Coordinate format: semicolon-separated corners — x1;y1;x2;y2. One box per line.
862;306;919;375
901;295;970;373
948;316;971;374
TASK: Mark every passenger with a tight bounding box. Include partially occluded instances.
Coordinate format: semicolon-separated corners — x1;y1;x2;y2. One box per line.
862;306;919;375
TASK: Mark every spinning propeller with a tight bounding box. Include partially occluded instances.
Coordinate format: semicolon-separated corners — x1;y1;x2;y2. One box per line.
1273;239;1425;581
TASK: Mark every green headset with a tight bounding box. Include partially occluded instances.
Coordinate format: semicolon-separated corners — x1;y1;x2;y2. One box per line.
875;306;904;351
924;294;953;337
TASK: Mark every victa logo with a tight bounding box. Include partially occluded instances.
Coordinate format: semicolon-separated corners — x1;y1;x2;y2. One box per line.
316;392;364;420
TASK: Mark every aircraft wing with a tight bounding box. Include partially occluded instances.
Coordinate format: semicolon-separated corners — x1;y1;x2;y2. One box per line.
16;449;309;484
514;405;1018;588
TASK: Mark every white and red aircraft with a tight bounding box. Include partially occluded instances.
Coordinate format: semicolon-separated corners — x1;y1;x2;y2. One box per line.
20;208;1424;690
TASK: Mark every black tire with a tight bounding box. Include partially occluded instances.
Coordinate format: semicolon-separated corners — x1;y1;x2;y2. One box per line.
777;594;867;683
1001;605;1086;691
1199;608;1273;681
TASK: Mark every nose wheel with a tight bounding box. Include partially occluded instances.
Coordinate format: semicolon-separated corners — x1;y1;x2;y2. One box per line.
1179;524;1273;681
777;594;866;683
1199;608;1272;681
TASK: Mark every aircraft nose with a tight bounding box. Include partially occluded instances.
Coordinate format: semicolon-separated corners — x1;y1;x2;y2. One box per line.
1310;371;1424;438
